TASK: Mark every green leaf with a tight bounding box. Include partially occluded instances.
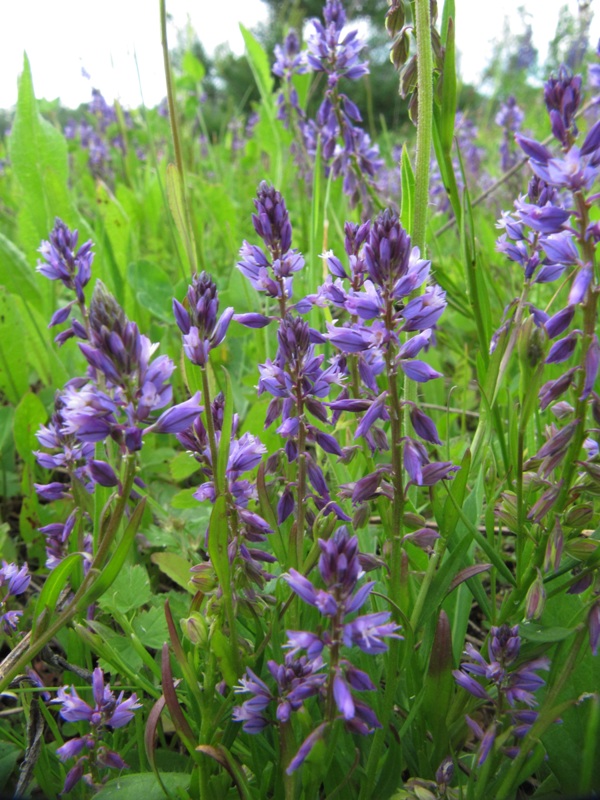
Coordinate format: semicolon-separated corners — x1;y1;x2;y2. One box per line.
96;182;129;303
400;145;415;234
182;51;205;82
31;553;82;639
9;55;70;246
169;451;201;482
0;233;42;304
170;488;200;509
132;606;169;650
127;259;174;323
439;17;456;153
150;552;194;592
13;391;47;464
94;771;192;799
0;742;21;790
0;292;32;405
240;25;281;183
83;496;147;608
240;25;274;99
211;627;238;687
98;564;152;614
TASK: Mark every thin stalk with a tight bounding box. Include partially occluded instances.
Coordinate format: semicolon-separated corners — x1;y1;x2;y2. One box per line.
413;0;434;252
159;0;198;276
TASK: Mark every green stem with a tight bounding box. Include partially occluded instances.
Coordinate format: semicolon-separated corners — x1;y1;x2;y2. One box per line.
413;0;434;252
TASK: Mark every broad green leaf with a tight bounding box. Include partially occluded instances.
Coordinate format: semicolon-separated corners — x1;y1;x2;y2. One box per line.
127;259;174;323
151;552;194;592
240;25;274;99
211;627;238;687
9;55;70;250
182;51;205;82
13;391;47;464
170;487;200;509
0;233;41;304
0;291;31;405
94;772;191;800
98;563;152;614
169;451;201;482
132;606;169;650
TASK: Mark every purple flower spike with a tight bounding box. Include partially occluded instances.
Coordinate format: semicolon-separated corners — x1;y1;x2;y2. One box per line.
37;218;94;305
175;273;234;366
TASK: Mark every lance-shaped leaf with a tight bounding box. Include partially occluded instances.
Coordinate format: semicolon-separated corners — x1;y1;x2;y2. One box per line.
160;643;196;750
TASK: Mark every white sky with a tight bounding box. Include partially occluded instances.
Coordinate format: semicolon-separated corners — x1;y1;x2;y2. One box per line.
1;0;599;111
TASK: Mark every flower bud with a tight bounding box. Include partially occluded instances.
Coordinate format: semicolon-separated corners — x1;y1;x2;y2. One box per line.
524;569;546;620
181;613;207;645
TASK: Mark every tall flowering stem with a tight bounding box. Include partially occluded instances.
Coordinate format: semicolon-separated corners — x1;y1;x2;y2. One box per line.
413;0;434;252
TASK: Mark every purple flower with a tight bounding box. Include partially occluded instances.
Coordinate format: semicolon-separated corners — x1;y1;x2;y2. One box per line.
173;272;234;367
37;218;93;305
147;392;202;435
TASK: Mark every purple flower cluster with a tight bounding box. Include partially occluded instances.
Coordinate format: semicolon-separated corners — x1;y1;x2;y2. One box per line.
496;96;524;173
271;2;383;209
234;527;401;773
37;218;93;345
237;182;305;319
64;88;136;180
495;68;600;496
173;272;234;367
53;667;140;793
34;223;202;571
321;210;457;488
0;561;30;633
453;625;550;764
